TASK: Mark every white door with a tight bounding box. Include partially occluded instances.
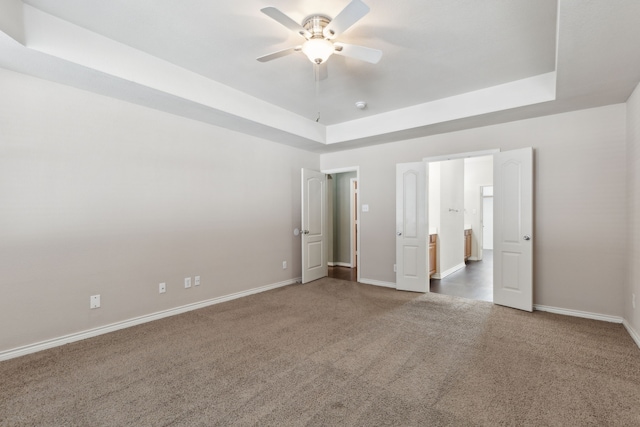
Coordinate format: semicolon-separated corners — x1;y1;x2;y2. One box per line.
493;148;533;311
301;168;328;284
396;162;429;293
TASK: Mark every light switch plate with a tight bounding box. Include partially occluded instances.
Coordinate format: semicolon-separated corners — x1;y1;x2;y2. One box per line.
90;294;100;309
194;276;200;286
159;282;166;294
184;277;191;288
362;204;369;212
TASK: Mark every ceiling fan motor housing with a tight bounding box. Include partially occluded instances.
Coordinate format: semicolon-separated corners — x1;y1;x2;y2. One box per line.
303;15;332;38
301;15;334;64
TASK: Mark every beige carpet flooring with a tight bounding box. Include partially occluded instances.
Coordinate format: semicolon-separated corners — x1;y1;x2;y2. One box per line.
1;278;640;426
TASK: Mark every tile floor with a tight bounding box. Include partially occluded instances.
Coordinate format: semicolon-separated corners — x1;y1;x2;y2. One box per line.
328;251;493;302
430;250;493;302
328;266;358;282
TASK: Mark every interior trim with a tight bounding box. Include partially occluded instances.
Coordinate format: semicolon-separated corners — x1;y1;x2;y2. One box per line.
432;262;466;280
359;278;395;289
623;319;640;349
533;304;623;323
329;262;352;268
0;278;299;362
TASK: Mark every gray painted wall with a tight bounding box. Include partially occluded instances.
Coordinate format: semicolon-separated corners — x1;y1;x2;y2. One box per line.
463;156;493;259
0;69;319;354
322;104;627;318
437;159;465;275
2;67;638;356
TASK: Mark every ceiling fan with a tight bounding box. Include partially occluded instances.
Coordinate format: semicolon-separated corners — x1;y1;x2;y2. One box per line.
257;0;382;80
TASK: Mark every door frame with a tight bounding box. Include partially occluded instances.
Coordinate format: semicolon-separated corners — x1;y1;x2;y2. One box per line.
350;177;358;268
423;149;499;289
423;149;500;164
421;148;533;311
322;166;361;283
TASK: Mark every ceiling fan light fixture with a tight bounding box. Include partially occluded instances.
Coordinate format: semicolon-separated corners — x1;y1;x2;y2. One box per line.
301;38;334;64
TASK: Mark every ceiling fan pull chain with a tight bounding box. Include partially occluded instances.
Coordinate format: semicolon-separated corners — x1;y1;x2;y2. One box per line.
315;64;321;123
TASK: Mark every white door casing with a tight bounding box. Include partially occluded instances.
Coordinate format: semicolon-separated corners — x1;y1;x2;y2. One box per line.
301;168;328;284
493;148;533;311
350;178;358;268
396;162;429;293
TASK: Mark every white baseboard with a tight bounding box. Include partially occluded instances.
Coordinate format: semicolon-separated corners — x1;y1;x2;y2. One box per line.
533;304;623;323
432;262;466;280
0;278;300;362
328;262;352;268
623;319;640;349
359;278;396;289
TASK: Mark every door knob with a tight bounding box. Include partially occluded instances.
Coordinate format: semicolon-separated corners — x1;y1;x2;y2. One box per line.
397;232;402;236
304;230;310;235
523;235;531;241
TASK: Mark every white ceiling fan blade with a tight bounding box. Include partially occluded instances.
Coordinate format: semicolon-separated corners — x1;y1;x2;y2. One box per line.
334;42;382;64
323;0;370;40
261;7;311;39
314;63;328;82
257;47;300;62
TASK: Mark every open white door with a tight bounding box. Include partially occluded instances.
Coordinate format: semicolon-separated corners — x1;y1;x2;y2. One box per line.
493;148;533;311
301;168;328;284
396;162;429;293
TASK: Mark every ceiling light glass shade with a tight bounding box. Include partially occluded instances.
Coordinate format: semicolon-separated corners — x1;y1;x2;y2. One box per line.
301;39;334;64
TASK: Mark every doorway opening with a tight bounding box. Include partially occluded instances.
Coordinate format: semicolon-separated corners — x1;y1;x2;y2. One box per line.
427;155;494;302
323;168;359;282
395;148;532;310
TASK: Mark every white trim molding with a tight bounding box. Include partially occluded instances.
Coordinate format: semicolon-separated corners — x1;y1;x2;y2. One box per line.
432;263;466;280
359;278;396;289
533;304;623;323
423;149;500;163
328;262;352;268
623;319;640;349
0;278;299;362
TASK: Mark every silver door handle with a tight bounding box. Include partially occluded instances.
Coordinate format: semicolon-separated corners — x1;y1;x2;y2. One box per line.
397;232;402;236
523;235;531;241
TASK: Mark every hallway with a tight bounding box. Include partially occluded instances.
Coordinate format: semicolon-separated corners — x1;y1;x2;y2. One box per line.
430;250;493;302
328;266;357;282
329;252;492;303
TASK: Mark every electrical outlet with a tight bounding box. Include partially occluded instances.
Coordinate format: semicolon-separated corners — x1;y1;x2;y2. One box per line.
159;282;166;294
194;276;200;286
90;294;100;309
184;277;191;288
633;293;636;310
282;261;287;269
393;264;397;273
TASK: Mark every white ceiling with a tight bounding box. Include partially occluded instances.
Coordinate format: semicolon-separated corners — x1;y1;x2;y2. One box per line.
1;0;639;152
